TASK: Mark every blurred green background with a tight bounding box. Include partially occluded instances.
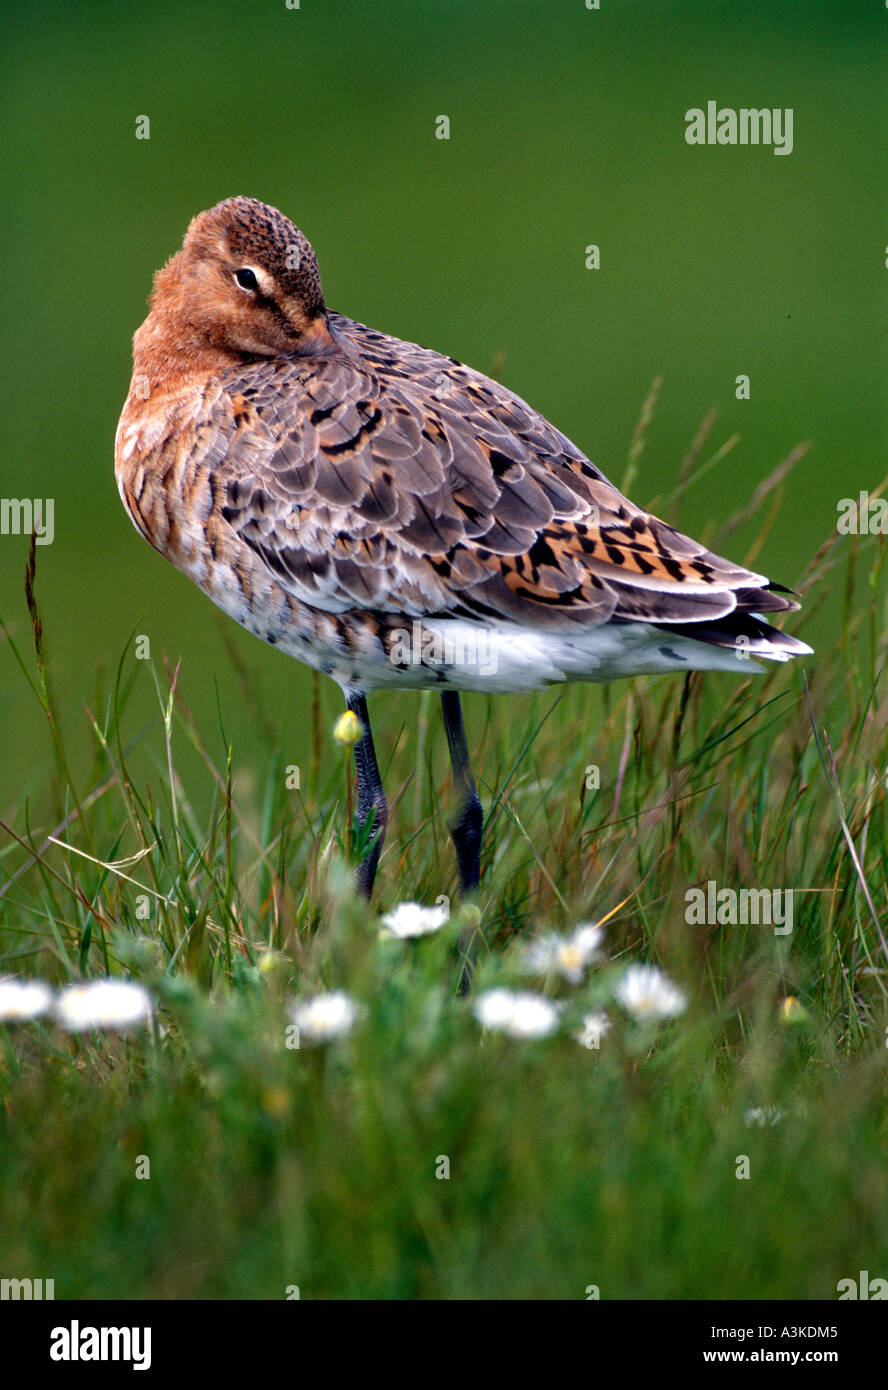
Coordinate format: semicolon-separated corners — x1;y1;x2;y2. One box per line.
1;0;885;816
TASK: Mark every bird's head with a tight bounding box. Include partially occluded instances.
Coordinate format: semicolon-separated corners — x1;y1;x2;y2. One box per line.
146;196;331;359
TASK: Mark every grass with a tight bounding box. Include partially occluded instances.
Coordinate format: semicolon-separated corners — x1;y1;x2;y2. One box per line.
1;402;887;1300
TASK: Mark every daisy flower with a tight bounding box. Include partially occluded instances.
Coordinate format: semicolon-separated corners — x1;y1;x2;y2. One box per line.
473;988;560;1039
575;1010;612;1050
0;977;54;1023
380;902;449;939
523;922;603;983
55;980;154;1032
614;964;686;1021
289;990;360;1043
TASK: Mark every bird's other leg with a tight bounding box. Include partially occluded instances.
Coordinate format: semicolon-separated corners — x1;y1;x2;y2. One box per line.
441;691;483;892
346;691;388;898
441;691;483;993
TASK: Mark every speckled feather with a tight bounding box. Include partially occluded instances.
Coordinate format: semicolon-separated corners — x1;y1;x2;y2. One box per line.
116;197;810;693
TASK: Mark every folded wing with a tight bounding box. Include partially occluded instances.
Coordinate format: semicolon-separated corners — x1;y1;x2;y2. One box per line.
209;315;805;656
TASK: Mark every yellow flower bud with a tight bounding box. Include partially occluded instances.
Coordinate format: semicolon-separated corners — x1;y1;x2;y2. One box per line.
779;996;808;1025
333;710;364;747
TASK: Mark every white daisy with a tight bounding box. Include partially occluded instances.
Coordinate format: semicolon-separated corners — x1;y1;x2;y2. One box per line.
380;902;449;939
575;1010;612;1050
614;964;687;1021
473;988;560;1039
0;977;54;1022
289;990;359;1043
523;922;604;983
55;979;154;1031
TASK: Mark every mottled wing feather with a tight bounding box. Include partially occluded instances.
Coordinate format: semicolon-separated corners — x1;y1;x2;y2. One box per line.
207;314;792;629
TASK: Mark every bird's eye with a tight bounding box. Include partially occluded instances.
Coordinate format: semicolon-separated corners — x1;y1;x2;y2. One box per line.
234;268;259;292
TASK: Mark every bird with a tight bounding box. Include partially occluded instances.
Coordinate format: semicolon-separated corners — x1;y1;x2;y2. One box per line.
115;196;811;905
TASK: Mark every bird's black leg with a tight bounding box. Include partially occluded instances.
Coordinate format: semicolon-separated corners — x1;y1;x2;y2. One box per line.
441;691;483;993
346;691;388;898
441;691;483;893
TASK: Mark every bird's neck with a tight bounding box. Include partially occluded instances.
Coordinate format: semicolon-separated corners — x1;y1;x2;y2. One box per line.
127;309;242;401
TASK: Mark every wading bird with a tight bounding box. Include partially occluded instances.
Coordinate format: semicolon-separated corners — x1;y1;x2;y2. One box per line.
116;197;810;902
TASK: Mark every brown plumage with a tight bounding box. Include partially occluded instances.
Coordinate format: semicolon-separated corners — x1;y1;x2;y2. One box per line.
115;196;810;906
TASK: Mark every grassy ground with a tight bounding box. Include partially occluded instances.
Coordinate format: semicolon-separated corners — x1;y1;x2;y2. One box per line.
1;411;886;1300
